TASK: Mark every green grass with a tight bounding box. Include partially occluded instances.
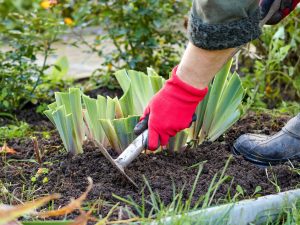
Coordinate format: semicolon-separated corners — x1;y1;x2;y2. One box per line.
109;155;300;225
112;157;233;224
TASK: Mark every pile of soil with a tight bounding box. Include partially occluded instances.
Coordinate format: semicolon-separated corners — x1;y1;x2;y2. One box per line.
1;111;300;220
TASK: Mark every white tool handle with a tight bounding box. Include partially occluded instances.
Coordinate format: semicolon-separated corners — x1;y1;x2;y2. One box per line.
114;129;148;168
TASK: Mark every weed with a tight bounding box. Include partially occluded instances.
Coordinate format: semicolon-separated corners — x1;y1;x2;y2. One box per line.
0;122;32;144
266;167;281;193
31;168;49;184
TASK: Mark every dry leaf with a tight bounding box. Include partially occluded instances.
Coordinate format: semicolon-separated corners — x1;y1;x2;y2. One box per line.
69;207;97;225
69;212;90;225
0;143;17;154
3;220;22;225
0;194;60;225
38;177;93;218
0;205;22;225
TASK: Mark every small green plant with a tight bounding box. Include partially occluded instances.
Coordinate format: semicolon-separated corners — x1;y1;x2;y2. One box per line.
0;122;31;145
251;185;262;198
31;168;49;184
235;185;245;199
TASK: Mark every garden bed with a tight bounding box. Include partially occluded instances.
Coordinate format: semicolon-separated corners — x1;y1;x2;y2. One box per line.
1;110;300;220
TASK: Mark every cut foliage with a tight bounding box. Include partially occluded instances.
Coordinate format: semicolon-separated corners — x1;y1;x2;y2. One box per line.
113;68;189;152
189;59;245;145
82;95;116;146
45;61;245;155
99;116;140;154
44;88;84;155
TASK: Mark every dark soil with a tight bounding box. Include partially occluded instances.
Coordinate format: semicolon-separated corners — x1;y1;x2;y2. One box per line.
84;86;122;99
1;112;300;221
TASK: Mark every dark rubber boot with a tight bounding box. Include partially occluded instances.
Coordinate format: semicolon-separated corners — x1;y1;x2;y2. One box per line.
232;113;300;166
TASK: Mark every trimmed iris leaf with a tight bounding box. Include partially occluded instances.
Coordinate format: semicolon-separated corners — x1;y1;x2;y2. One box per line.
99;116;140;154
115;68;165;115
45;61;245;156
114;68;189;152
189;59;245;145
44;88;84;155
168;130;189;152
82;95;116;146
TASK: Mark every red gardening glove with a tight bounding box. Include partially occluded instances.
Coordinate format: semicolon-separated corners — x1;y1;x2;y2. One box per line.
134;66;208;151
260;0;300;24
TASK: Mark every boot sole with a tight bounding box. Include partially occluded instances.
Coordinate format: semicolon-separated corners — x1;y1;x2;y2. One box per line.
231;146;295;167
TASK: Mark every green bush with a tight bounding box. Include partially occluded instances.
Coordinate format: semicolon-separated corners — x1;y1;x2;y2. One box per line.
0;0;35;18
0;49;41;111
0;3;69;113
99;0;190;76
0;0;191;114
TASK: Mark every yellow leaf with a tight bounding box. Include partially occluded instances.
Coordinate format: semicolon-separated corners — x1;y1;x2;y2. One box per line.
40;0;57;9
107;63;113;71
64;17;74;26
40;1;51;9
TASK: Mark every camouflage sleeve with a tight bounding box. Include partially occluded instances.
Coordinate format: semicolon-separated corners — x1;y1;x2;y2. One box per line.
188;0;261;50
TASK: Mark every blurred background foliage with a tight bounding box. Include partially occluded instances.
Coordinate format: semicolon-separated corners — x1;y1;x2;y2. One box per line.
0;0;299;116
241;7;300;114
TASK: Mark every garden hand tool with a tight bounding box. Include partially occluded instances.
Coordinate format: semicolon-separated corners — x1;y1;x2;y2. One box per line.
94;129;148;188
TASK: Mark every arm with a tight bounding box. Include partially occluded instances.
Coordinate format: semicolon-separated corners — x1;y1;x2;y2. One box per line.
179;0;300;90
178;0;260;90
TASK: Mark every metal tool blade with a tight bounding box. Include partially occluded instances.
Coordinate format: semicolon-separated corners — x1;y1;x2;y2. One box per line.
93;130;148;188
93;140;138;188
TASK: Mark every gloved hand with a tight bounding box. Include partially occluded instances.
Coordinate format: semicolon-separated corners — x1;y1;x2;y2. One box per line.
260;0;300;24
134;66;208;151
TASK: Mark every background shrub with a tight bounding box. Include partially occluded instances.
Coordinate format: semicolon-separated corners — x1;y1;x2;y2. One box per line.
0;1;69;113
96;0;190;76
0;1;299;116
241;8;300;112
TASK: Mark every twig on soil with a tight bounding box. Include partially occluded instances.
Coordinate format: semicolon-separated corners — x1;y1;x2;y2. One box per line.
32;137;42;164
